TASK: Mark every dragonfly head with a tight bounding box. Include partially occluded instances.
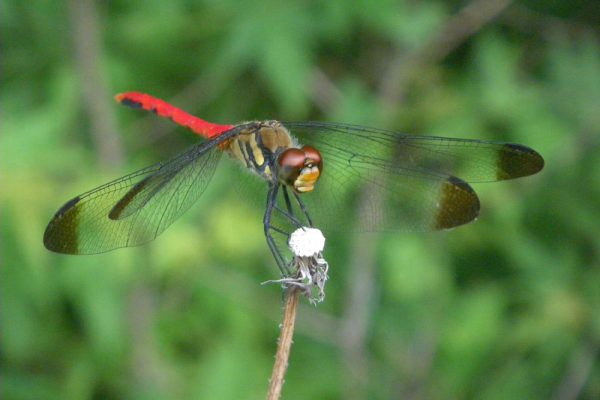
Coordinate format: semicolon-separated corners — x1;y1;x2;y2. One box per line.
278;146;323;193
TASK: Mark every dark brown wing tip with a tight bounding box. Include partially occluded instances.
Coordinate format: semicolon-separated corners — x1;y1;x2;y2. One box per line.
497;144;545;180
435;176;480;230
43;196;81;254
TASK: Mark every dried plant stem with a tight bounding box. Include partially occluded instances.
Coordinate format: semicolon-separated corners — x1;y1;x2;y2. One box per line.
68;0;124;170
267;288;300;400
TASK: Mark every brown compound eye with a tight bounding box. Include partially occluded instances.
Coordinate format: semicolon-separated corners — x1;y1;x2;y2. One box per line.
278;148;306;186
302;145;323;171
278;148;306;169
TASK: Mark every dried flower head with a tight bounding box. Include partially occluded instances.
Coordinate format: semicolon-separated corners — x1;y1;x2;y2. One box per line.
263;227;329;304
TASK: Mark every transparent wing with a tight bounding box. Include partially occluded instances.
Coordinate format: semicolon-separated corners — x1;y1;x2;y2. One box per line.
44;140;223;254
286;122;543;182
285;122;543;232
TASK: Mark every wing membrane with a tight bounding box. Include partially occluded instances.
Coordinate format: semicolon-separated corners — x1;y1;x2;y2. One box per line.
285;122;542;232
286;122;543;182
44;140;223;254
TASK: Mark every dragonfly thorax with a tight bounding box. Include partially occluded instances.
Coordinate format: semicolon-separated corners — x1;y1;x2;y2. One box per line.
224;121;323;192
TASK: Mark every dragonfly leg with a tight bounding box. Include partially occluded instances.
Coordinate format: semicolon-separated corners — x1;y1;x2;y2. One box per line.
264;184;292;275
269;225;291;236
291;190;313;227
273;205;304;229
282;185;294;215
273;186;309;228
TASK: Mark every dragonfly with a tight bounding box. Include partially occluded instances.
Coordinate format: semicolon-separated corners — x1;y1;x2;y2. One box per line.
44;92;544;274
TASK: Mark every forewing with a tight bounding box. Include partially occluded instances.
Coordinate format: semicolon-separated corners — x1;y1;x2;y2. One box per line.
44;140;223;254
286;122;544;183
285;122;543;232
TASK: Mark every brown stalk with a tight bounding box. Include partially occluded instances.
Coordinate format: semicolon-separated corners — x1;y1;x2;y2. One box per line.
267;288;300;400
68;0;124;170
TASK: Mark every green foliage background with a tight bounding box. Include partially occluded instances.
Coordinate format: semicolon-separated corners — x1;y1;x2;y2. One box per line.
2;1;599;399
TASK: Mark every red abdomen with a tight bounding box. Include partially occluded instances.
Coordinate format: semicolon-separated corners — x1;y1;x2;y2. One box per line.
115;92;234;138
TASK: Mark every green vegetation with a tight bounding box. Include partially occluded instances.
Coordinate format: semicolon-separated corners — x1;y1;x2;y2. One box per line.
2;1;599;399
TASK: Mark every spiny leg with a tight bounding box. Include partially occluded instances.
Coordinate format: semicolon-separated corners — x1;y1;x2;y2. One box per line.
264;184;318;276
263;184;291;275
282;185;294;215
273;206;304;229
273;186;310;228
291;190;313;227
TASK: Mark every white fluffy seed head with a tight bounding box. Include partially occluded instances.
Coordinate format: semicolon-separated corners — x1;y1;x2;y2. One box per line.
288;227;326;257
